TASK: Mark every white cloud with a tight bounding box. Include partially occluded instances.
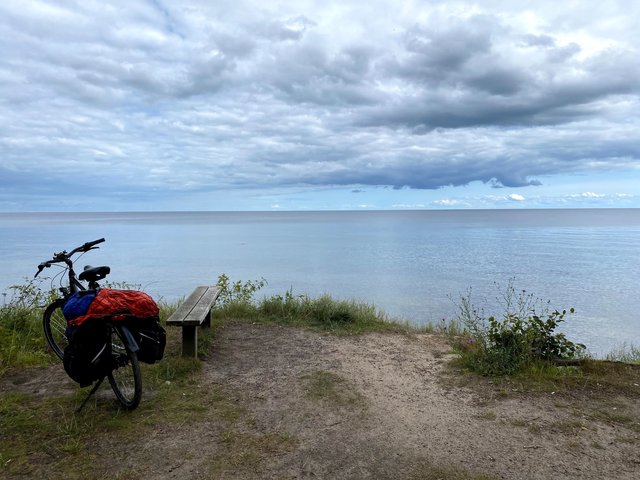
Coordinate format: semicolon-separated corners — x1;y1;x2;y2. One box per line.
432;199;471;208
392;203;427;209
508;194;526;202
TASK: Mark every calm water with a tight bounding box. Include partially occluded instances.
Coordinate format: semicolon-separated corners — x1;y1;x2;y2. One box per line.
1;209;639;355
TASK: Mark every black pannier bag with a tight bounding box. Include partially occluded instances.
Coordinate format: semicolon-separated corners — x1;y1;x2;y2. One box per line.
125;316;166;364
66;288;166;365
63;318;112;387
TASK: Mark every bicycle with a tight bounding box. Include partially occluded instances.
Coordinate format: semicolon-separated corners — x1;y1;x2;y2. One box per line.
36;238;142;410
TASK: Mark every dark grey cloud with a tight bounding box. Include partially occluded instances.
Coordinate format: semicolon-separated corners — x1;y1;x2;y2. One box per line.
0;0;639;210
399;16;495;79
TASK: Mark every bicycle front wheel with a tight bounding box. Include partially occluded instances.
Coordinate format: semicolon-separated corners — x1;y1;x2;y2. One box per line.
43;299;68;360
108;327;142;410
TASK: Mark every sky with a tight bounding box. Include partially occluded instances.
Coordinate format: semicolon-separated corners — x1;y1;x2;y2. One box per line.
1;0;639;211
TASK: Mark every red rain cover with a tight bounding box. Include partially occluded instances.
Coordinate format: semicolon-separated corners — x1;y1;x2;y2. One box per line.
69;288;159;326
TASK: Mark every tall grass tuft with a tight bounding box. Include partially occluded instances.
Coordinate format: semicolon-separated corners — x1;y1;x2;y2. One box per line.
213;275;411;334
258;291;396;332
0;281;55;375
606;343;640;364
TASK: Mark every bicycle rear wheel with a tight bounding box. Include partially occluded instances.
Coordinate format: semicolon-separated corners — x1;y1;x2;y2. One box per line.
43;299;68;360
108;326;142;410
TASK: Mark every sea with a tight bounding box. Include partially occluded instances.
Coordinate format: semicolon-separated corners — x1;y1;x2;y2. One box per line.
1;209;639;356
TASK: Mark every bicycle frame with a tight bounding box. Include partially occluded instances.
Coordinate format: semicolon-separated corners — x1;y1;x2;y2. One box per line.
62;258;85;296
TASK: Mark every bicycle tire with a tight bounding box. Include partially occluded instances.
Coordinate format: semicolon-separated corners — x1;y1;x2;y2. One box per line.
108;327;142;410
43;299;68;360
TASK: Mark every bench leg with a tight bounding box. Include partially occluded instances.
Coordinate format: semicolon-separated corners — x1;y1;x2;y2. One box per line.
182;326;198;357
202;309;211;329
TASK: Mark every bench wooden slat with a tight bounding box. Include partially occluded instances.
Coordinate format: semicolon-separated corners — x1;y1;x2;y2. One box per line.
184;286;220;325
167;286;220;326
166;286;208;325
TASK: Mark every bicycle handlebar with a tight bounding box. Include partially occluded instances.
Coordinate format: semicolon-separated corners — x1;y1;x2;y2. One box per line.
34;238;105;277
68;238;105;257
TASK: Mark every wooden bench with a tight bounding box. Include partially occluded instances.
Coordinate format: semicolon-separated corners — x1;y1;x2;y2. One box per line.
166;286;221;357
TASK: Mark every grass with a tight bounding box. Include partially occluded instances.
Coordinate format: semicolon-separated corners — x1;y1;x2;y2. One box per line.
300;370;367;410
0;305;52;376
0;347;247;478
213;289;433;336
606;343;640;364
447;354;640;398
410;462;498;480
476;409;497;421
207;430;298;477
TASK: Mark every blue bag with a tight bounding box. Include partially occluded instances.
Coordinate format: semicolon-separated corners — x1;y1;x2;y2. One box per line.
62;291;97;321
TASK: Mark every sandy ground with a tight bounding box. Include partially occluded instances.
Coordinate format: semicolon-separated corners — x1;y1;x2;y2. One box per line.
194;323;639;479
3;323;639;479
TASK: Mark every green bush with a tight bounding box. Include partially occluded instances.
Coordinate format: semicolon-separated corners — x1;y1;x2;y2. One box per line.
453;281;585;376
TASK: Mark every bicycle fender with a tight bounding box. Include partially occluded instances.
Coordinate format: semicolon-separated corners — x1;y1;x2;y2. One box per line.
116;325;140;353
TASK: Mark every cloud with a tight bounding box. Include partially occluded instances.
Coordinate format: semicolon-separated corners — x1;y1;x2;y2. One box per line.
392;203;427;209
432;199;469;208
508;194;526;202
253;16;316;41
576;192;605;198
0;1;639;210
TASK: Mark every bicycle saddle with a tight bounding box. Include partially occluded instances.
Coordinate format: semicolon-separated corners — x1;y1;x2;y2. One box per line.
79;265;111;282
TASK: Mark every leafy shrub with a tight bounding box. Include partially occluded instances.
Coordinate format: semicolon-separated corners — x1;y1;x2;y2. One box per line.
216;273;266;307
453;281;585;375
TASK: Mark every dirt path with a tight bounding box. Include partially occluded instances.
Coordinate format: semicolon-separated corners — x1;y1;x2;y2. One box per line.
195;323;638;479
3;323;639;479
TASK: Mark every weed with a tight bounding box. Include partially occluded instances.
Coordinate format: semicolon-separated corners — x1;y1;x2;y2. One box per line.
451;280;585;376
